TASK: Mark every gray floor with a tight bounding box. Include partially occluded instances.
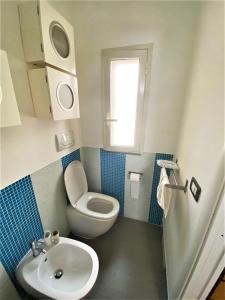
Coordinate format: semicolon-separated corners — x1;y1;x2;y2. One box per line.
72;217;167;300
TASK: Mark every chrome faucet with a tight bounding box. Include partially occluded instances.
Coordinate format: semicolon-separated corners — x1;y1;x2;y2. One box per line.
30;239;47;257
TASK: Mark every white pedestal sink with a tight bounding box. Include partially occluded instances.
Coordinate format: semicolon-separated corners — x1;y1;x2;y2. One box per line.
16;237;99;299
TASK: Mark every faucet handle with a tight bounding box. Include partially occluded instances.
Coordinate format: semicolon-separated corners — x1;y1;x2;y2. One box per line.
30;238;47;257
30;239;37;247
36;240;45;245
30;239;44;245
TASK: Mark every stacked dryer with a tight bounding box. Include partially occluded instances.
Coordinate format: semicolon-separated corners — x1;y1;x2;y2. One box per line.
19;1;80;120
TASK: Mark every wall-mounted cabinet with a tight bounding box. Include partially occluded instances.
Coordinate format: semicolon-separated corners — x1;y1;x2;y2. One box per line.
28;67;79;121
19;1;76;75
0;50;21;128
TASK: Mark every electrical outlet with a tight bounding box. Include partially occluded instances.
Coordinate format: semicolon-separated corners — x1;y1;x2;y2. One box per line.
190;177;201;202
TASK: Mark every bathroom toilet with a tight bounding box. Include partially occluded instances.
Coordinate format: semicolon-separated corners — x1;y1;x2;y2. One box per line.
64;161;120;238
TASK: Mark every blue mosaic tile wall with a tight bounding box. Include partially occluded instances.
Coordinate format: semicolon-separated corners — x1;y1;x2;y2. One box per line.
149;153;173;225
0;146;172;284
100;149;126;216
0;176;43;280
61;149;81;171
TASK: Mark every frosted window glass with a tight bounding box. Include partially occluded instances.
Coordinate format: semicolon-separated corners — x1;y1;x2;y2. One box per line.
57;84;74;110
50;22;70;58
110;59;139;147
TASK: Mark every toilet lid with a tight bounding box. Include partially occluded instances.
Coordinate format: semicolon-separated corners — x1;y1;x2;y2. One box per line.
64;161;88;205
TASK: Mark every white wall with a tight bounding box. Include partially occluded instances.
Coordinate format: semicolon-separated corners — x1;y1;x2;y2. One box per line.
0;0;203;187
0;0;82;189
52;1;201;154
163;2;224;299
0;263;21;300
183;190;224;299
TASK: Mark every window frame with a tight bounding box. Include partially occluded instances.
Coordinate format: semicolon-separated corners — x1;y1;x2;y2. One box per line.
102;44;152;154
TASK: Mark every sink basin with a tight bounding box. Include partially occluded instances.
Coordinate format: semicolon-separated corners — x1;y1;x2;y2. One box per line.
16;237;99;299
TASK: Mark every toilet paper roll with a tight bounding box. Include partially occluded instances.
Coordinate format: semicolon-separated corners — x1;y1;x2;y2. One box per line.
130;173;141;200
130;173;141;182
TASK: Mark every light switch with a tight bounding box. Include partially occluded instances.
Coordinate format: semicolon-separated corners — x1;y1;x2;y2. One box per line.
190;177;201;202
55;131;74;151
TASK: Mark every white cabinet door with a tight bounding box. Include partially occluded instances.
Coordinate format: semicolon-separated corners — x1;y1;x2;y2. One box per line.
19;1;76;75
0;50;21;128
28;66;80;121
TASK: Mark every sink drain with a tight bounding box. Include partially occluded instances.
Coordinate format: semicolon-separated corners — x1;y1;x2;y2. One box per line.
54;269;63;279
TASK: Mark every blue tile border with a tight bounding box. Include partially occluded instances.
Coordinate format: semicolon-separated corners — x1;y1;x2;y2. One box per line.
100;149;126;216
61;149;81;171
0;176;43;279
148;153;173;225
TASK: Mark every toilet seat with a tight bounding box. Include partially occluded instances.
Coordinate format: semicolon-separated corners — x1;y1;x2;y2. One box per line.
73;192;120;220
65;160;120;238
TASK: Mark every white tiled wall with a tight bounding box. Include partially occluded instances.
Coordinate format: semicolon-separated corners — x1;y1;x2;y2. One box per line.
124;153;155;222
81;147;101;193
80;147;156;223
31;160;70;236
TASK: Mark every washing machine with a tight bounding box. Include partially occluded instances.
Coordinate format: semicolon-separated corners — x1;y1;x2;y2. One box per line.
19;1;76;75
28;66;80;121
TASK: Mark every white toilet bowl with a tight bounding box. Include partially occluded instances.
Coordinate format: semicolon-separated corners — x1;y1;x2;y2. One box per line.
64;161;120;238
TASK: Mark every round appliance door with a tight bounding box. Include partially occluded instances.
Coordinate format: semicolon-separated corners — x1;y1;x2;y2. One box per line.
49;22;70;59
56;82;75;111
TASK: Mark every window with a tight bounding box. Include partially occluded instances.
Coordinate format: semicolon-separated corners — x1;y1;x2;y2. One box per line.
102;45;151;153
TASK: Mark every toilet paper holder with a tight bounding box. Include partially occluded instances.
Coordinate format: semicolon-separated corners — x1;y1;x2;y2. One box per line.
128;171;143;180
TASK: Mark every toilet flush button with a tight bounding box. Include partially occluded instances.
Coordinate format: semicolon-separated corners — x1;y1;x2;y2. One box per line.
56;131;74;151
